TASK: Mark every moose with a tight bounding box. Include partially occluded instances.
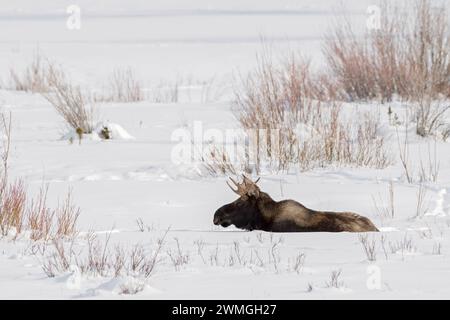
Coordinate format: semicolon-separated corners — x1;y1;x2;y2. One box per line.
213;175;378;232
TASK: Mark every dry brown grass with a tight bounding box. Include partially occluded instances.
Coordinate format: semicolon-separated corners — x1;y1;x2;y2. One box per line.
324;0;450;103
0;112;82;241
358;234;377;261
42;64;96;134
42;228;169;279
27;185;54;241
9;52;49;93
104;67;143;103
55;190;81;238
0;179;27;237
203;146;247;176
0;114;27;238
0;180;81;241
324;0;450;137
231;53;392;173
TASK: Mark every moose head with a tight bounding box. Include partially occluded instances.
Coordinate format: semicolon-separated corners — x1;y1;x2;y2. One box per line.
213;175;265;231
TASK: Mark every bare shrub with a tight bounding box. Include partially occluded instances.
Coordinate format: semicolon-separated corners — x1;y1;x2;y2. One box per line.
27;185;54;241
55;190;80;238
389;234;417;257
395;117;414;183
42;65;95;134
432;242;442;255
404;1;450;101
0;179;27;237
203;146;248;176
82;231;112;276
41;238;76;277
233;54;392;173
324;0;450;103
415;183;429;218
324;0;450;137
0;112;82;241
396;111;441;183
289;252;306;274
232;241;246;266
323;19;380;102
325;269;344;288
372;181;395;222
151;80;179;103
106;67;143;102
380;234;389;260
140;228;169;277
415;99;450;138
9;52;49;93
268;237;282;273
113;245;126;276
71;229;169;278
419;138;440;183
209;243;220;266
358;234;377;261
167;237;190;271
128;244;146;273
136;217;145;232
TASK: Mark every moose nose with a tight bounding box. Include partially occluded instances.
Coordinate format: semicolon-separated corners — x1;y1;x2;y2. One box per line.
213;210;221;225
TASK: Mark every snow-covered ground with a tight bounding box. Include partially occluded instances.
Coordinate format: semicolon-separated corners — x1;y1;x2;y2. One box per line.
1;0;450;299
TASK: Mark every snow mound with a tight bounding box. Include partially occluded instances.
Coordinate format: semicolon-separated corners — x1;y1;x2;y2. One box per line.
61;121;135;141
95;276;160;296
94;121;135;140
425;189;449;217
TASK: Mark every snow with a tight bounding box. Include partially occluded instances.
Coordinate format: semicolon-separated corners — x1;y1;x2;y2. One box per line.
1;0;450;300
61;121;135;141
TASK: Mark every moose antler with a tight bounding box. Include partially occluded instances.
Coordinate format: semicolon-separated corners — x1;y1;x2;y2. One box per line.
227;175;261;197
226;177;246;196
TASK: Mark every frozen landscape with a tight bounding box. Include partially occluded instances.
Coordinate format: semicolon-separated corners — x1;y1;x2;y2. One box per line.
0;0;450;299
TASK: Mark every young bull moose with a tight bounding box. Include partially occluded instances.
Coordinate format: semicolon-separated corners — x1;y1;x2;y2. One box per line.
213;176;378;232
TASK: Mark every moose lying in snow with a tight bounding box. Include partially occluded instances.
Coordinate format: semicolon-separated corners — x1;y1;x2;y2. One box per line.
213;176;379;233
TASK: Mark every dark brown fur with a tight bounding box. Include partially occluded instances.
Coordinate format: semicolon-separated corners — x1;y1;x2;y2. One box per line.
214;182;378;233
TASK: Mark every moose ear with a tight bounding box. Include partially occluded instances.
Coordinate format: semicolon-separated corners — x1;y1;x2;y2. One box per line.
242;174;260;198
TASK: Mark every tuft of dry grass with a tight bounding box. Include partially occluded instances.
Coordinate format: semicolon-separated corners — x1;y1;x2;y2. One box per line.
0;179;27;237
42;228;170;279
105;67;143;103
166;237;190;271
389;234;417;257
42;64;96;134
203;146;244;176
27;185;54;241
325;269;344;288
0;114;27;238
55;190;81;238
151;80;179;103
9;52;50;93
358;234;377;261
372;181;395;223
